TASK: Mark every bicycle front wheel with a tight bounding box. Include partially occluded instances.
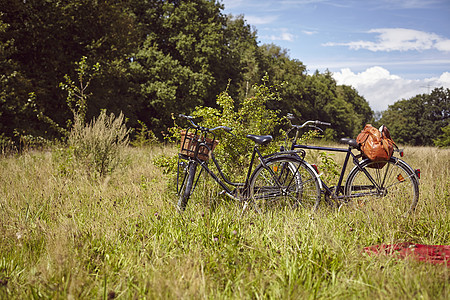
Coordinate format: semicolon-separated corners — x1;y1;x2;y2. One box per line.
249;156;321;212
344;157;419;215
177;159;198;211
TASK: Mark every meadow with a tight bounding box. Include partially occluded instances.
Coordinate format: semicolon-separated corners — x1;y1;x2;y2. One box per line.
0;144;449;299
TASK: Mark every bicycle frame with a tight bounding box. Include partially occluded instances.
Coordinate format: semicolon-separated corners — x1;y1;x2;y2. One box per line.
179;125;308;201
178;128;274;201
290;142;383;201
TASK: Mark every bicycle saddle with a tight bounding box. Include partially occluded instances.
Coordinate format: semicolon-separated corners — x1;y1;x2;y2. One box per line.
246;134;273;146
339;138;359;149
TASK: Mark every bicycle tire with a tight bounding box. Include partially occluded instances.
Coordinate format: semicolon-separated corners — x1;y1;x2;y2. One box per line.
177;160;198;211
344;157;419;215
249;156;321;212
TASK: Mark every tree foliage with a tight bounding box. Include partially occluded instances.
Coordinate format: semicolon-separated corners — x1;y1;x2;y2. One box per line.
184;76;283;178
379;87;449;145
1;0;136;139
0;0;386;148
434;124;450;147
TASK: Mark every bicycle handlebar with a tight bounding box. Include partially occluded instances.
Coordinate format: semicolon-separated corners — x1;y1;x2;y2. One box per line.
286;113;331;129
179;114;193;120
291;119;331;129
178;114;234;135
286;113;331;128
284;114;331;148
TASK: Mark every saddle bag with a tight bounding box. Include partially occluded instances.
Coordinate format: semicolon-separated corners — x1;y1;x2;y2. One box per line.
356;124;397;167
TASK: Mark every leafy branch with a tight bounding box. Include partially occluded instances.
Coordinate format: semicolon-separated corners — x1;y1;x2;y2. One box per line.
59;56;101;125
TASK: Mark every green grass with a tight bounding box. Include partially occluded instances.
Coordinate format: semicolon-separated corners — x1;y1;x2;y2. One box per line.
0;145;449;299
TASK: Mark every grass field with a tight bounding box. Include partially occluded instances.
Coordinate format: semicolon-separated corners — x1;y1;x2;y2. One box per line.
0;144;449;299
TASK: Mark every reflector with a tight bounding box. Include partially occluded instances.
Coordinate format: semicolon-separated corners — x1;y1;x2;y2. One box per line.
415;169;421;179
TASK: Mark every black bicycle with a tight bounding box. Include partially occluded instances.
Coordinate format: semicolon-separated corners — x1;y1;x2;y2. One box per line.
176;114;321;212
284;114;420;215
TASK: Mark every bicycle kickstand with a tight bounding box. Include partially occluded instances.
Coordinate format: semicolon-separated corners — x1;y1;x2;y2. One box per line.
240;201;250;216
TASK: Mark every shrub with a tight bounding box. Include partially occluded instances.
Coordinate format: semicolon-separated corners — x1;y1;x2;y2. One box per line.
181;76;283;178
130;120;158;147
159;75;340;186
0;134;16;156
434;124;450;147
68;110;130;178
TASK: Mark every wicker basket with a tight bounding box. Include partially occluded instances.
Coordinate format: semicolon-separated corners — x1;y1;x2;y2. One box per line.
180;130;219;161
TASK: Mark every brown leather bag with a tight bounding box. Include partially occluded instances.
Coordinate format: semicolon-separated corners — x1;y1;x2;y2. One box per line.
356;124;396;163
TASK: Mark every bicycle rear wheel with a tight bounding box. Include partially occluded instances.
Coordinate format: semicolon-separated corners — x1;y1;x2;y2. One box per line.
177;159;198;211
344;157;419;215
249;156;321;212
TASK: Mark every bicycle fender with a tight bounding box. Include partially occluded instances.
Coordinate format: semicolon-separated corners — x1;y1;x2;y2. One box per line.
302;161;323;190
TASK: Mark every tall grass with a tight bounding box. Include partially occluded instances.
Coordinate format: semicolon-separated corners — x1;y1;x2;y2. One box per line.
0;144;448;299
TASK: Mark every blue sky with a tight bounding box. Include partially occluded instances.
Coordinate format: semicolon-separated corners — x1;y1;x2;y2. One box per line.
219;0;450;112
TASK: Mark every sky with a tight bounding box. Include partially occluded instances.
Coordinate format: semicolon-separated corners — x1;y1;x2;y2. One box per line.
219;0;450;112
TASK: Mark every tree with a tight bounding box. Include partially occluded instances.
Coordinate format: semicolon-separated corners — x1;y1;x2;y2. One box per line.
1;0;376;145
335;85;374;136
260;44;307;118
380;87;449;145
223;15;266;99
256;46;373;140
434;124;450;147
0;11;34;142
0;0;137;139
128;0;246;137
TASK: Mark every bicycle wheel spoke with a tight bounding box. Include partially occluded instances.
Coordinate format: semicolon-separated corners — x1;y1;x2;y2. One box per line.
250;157;321;212
345;158;419;215
384;172;415;190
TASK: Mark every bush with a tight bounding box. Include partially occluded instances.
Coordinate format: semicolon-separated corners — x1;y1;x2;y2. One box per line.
130;120;158;147
434;124;450;147
0;134;16;156
185;76;283;178
68;110;130;178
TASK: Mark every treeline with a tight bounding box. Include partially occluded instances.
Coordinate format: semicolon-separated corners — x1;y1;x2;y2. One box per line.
0;0;373;145
0;0;447;147
379;87;450;146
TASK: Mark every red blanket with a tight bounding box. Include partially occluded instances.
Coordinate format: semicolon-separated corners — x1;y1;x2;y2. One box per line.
363;243;450;266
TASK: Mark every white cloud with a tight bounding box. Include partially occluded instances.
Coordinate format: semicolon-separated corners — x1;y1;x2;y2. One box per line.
302;30;318;35
324;28;450;52
332;67;450;112
434;39;450;52
278;32;295;41
427;71;450;86
262;28;295;41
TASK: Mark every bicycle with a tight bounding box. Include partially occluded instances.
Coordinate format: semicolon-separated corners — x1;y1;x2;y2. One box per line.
176;114;321;212
284;113;420;215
